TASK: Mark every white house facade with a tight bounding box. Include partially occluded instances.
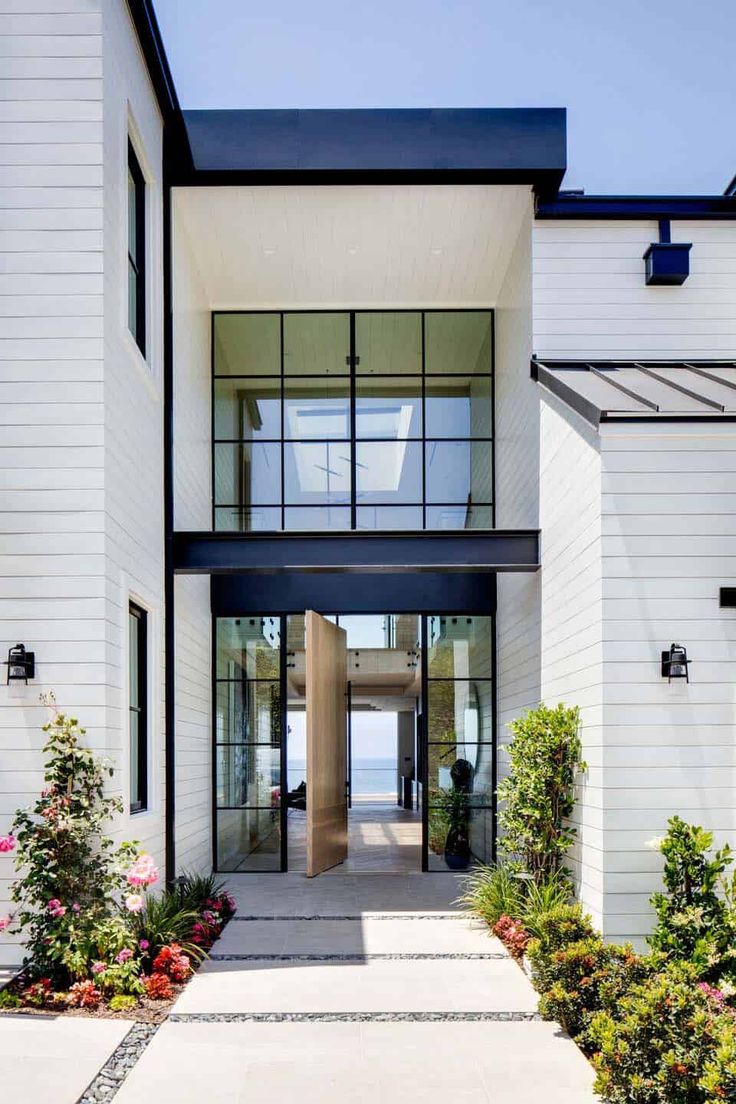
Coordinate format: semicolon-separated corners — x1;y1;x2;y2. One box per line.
1;0;735;963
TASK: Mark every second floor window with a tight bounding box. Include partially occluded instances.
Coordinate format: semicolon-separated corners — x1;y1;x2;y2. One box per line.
127;140;146;355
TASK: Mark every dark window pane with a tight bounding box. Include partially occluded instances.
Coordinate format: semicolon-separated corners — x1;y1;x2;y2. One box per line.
428;743;494;804
284;441;351;504
217;809;281;872
214;378;281;440
214;506;282;532
424;312;492;375
425;376;491;438
428;618;493;680
283;312;349;375
427;805;493;870
214;313;281;376
425;440;492;505
355;440;421;505
283;505;351;530
427;679;492;742
425;505;493;530
356;505;423;530
127;168;137;264
216;679;282;744
128;602;147;813
355;312;422;375
355;377;422;439
216;617;281;679
214;442;281;506
216;744;281;808
284;378;350;440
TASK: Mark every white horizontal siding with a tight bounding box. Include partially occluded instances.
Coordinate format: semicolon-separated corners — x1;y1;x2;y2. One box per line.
533;220;736;358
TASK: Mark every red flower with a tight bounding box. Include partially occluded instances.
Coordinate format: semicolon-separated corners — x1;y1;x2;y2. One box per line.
143;972;174;1000
152;943;192;982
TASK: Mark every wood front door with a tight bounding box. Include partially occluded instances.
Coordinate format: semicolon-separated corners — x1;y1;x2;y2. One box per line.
305;610;348;876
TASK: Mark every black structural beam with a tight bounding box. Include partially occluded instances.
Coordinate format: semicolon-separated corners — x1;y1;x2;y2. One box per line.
173;530;540;575
536;194;736;220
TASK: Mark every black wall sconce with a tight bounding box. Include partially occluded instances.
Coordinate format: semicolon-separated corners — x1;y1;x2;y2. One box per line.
661;643;689;682
643;220;692;286
5;643;35;684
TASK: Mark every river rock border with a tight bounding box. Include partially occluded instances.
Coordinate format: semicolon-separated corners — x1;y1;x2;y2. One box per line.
77;1023;159;1104
169;1010;542;1023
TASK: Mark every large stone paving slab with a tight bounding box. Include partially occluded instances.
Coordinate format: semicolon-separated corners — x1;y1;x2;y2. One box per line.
214;916;503;956
173;956;536;1015
0;1014;131;1104
114;1019;597;1104
225;872;466;917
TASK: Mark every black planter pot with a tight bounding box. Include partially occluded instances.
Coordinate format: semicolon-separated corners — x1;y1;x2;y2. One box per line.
444;825;471;870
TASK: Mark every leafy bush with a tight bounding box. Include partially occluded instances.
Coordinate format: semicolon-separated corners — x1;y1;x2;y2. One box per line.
152;943;192;982
648;817;736;983
589;964;736;1104
131;891;204;967
526;902;596;985
8;705;140;984
143;972;173;1001
67;979;102;1009
520;870;573;938
108;994;137;1013
498;703;585;881
177;872;229;911
492;914;530;959
535;934;644;1043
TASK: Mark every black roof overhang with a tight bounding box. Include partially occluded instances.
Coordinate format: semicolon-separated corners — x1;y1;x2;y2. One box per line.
173;530;540;575
173;108;566;192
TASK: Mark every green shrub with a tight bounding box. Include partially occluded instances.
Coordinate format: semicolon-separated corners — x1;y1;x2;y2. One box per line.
108;993;137;1013
535;934;644;1043
458;863;523;928
520;870;572;938
649;816;736;984
589;965;736;1104
526;902;595;983
131;891;204;966
176;872;228;911
0;989;21;1009
497;703;585;881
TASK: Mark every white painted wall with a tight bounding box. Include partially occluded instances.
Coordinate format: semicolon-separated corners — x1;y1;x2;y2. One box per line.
172;202;212;874
494;204;542;807
534;219;736;359
0;0;165;963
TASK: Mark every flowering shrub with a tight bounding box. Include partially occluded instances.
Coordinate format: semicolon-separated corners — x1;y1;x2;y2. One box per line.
492;914;530;959
67;980;103;1009
589;964;736;1103
126;854;159;889
22;978;52;1007
152;943;191;982
143;972;173;1001
7;704;139;984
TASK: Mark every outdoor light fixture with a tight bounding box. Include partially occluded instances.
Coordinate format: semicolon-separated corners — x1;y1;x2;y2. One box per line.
643;220;692;286
5;644;35;684
661;643;690;682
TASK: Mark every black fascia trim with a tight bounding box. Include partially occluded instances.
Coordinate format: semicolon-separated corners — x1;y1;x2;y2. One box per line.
174;530;540;575
536;194;736;220
531;360;601;428
174;108;566;192
126;0;193;174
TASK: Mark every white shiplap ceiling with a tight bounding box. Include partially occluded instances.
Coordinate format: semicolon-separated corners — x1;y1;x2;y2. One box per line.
173;184;531;309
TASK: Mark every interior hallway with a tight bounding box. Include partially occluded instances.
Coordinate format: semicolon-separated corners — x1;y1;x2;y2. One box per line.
113;873;597;1104
288;803;422;873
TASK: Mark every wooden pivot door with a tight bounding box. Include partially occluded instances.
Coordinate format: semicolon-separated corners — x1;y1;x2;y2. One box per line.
306;610;348;877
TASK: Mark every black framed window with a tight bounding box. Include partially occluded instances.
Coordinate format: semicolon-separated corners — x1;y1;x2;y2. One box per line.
129;602;148;813
127;140;146;355
212;310;494;532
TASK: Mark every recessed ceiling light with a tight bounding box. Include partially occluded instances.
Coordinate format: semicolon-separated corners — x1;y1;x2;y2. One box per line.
347;246;359;255
263;247;277;256
430;247;443;256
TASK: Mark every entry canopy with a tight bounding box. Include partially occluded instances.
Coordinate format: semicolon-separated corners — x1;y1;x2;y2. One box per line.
176;108;567;191
532;359;736;426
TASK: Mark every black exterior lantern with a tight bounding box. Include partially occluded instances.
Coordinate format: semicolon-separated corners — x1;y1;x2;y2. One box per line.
661;643;689;682
643;220;692;286
5;643;35;684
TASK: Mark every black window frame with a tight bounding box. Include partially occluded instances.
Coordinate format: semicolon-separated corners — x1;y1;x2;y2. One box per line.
211;309;495;533
129;601;148;814
127;139;146;356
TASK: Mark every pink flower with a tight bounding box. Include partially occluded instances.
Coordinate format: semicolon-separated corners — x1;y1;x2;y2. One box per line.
71;902;81;914
47;898;61;910
126;853;159;888
138;939;149;951
116;948;133;964
0;916;11;932
124;893;144;913
0;834;16;853
91;961;106;975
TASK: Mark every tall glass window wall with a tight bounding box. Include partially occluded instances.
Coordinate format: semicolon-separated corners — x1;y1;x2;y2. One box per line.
213;310;493;531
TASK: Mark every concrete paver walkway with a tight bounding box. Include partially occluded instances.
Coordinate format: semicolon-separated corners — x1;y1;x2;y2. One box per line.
115;873;597;1104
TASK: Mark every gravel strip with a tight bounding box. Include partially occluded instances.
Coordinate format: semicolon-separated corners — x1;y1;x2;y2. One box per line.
231;913;467;921
209;952;506;961
77;1023;159;1104
169;1011;541;1023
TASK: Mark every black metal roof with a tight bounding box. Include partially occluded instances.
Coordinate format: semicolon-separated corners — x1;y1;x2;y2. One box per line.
531;359;736;425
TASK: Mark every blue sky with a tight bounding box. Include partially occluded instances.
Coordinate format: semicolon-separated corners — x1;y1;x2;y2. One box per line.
154;0;735;195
